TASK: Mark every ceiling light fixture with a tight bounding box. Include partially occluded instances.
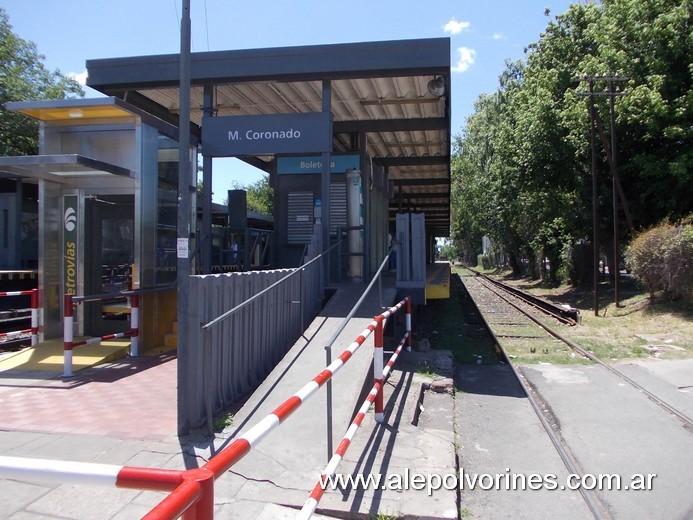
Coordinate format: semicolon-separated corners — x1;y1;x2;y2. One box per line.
427;76;446;97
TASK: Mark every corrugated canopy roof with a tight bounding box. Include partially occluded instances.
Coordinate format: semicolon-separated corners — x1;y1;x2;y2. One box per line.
86;38;451;236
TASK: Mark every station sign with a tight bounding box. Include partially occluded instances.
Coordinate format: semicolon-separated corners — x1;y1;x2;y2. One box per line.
202;112;332;156
63;195;78;296
277;154;360;175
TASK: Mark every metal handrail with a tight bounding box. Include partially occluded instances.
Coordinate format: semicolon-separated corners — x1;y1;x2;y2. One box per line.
72;284;176;304
323;250;391;459
201;239;341;331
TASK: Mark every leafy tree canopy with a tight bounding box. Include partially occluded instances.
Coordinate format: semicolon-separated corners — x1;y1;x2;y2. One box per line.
451;0;691;282
0;8;83;156
228;174;273;216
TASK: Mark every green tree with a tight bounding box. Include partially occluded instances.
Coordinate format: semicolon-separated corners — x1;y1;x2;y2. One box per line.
229;175;273;216
450;0;691;284
0;8;83;156
581;0;692;227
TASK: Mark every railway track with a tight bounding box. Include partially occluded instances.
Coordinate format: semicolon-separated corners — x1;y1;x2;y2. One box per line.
457;270;693;519
462;270;693;429
468;267;579;325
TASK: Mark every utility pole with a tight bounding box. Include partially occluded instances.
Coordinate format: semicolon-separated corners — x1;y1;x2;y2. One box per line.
177;0;192;435
609;78;621;307
589;80;600;316
577;75;628;314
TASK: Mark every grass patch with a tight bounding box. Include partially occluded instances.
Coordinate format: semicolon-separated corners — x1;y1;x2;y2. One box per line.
212;412;234;433
475;267;692;363
416;364;438;379
415;273;499;365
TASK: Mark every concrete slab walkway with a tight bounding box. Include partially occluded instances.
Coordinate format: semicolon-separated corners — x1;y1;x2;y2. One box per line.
187;281;405;517
454;363;592;520
521;363;693;520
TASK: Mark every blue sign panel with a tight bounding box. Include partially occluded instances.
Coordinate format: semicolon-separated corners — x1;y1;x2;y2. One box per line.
277;154;360;174
202;112;332;156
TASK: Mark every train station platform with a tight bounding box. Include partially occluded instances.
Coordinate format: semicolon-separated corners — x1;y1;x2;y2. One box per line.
0;275;459;518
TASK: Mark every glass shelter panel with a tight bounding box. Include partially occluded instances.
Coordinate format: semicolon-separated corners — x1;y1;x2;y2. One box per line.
84;194;134;337
156;137;179;284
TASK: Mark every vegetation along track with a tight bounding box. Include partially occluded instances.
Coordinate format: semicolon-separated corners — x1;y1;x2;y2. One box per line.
460;269;693;429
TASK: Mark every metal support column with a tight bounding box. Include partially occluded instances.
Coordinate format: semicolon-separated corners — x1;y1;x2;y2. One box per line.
359;132;370;279
177;0;192;435
321;80;332;275
321;79;333;461
202;85;215;274
609;79;620;307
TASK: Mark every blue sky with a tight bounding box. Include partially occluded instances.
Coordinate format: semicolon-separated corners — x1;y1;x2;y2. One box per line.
3;0;577;202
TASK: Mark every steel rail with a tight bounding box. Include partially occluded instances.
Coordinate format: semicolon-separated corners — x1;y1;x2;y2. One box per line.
461;275;608;520
473;271;578;325
472;274;693;429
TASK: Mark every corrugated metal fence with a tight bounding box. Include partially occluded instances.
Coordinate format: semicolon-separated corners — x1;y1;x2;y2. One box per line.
184;260;323;429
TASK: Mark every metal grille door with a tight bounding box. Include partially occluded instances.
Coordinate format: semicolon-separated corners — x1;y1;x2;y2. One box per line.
287;191;314;244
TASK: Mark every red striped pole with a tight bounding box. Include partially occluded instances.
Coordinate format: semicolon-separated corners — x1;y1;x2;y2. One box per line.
300;329;410;518
0;455;184;491
0;330;32;340
31;289;38;346
300;381;382;519
373;315;385;423
203;316;382;478
70;331;131;349
63;294;74;377
130;294;139;357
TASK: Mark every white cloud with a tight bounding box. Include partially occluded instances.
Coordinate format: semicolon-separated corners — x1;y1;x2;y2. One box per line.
443;17;471;35
70;70;88;86
492;32;504;40
452;47;476;73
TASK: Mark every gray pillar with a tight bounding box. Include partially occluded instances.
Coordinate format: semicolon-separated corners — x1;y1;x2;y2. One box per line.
202;85;214;274
177;0;192;436
359;132;371;278
321;80;332;276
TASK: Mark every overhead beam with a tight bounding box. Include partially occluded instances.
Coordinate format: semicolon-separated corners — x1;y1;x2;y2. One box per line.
392;178;449;187
375;156;448;167
390;202;449;207
333;117;447;133
391;191;450;198
87;38;450;91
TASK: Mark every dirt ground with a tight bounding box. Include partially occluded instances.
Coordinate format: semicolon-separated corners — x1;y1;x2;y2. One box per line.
484;268;693;363
402;265;691;366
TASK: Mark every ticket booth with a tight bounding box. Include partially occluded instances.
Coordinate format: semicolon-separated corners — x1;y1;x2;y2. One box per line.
0;97;195;344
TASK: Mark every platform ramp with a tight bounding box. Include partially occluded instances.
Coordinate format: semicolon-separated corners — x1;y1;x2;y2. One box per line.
197;280;397;513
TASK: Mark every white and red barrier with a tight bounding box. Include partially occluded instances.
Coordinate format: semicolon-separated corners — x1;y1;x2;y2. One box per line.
7;294;412;520
0;289;38;346
63;293;140;377
373;297;408;422
0;455;183;489
146;296;411;519
299;326;410;519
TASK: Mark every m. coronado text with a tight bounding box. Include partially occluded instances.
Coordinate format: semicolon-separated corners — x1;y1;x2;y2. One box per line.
228;128;302;141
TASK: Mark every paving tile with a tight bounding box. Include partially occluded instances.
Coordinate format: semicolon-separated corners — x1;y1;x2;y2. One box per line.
0;355;177;441
25;484;139;520
0;479;52;517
